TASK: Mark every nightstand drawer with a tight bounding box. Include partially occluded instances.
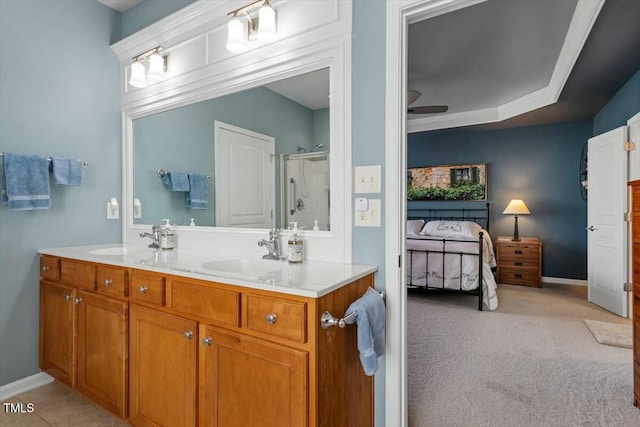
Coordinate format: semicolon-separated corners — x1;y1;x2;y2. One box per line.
498;259;539;269
497;244;539;260
498;268;540;287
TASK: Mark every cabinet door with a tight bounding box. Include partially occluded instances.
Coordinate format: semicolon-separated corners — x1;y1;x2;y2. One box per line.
39;280;76;387
129;305;198;427
77;291;128;419
200;325;308;427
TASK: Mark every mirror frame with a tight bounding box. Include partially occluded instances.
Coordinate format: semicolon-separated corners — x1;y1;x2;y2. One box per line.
113;1;353;263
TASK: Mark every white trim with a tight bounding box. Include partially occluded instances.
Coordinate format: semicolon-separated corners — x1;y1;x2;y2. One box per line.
406;0;605;133
541;276;588;287
0;372;54;400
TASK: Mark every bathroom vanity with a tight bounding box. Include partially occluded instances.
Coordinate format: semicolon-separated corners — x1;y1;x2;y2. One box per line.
38;244;377;427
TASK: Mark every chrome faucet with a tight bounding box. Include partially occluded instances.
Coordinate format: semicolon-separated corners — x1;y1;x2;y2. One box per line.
140;224;161;249
258;229;284;260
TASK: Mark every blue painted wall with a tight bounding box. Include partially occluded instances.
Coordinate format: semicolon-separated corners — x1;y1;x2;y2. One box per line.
409;120;593;279
593;69;640;135
0;0;122;385
120;0;196;39
134;87;325;227
352;1;387;425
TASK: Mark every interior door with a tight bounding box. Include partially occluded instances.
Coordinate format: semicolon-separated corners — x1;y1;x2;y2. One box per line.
587;126;628;316
214;121;275;228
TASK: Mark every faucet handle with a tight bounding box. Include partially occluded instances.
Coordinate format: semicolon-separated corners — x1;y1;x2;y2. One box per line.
271;228;280;238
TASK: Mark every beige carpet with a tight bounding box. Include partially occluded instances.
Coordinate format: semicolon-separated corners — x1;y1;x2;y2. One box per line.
408;283;640;427
584;319;633;349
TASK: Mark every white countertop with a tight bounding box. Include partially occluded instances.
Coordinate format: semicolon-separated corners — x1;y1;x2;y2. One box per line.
38;244;377;298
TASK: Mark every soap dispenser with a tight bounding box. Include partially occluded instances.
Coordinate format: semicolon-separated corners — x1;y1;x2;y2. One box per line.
287;222;303;263
160;219;176;250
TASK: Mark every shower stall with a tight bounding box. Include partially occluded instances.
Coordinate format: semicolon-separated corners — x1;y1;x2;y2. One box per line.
280;151;330;231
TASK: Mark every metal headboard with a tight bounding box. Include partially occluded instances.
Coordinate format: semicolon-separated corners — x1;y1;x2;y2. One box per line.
407;202;491;232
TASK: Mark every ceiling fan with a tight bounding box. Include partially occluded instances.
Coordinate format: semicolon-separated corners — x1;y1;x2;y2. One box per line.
407;90;448;114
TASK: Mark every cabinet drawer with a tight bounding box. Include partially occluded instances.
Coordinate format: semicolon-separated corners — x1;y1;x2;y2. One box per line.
130;271;165;306
498;258;538;269
498;244;539;261
245;294;307;343
61;259;96;290
97;265;128;298
170;280;240;327
498;268;540;287
40;255;61;282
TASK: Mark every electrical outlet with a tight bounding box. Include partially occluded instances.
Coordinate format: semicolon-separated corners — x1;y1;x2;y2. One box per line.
354;165;381;193
354;198;381;227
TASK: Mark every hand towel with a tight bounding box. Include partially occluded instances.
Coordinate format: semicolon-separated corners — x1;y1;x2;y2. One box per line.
187;174;208;210
2;152;51;210
52;158;83;186
162;171;189;192
344;287;386;376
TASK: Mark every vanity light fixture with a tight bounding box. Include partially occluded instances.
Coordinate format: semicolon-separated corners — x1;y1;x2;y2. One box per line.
128;46;168;88
226;0;277;53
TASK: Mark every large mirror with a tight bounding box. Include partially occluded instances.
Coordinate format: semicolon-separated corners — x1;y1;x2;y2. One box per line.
133;68;330;231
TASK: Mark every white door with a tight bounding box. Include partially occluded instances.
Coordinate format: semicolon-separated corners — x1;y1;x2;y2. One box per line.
214;121;275;228
587;126;628;316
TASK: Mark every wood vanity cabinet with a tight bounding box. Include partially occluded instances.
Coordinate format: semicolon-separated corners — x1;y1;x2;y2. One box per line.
41;255;375;427
39;257;129;419
630;180;640;407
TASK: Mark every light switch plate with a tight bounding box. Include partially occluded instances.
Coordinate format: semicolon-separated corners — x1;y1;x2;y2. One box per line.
354;165;381;193
107;202;119;220
354;198;381;227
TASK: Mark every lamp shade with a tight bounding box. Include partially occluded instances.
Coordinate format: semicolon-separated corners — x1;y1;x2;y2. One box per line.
257;3;277;42
129;61;147;88
503;199;530;215
226;16;248;52
146;53;165;84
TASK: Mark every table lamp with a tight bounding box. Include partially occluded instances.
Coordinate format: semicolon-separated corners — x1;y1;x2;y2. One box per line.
503;199;530;241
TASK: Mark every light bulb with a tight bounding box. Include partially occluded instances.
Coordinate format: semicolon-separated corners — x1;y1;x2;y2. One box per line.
226;16;248;52
129;61;147;88
146;53;165;84
257;3;277;42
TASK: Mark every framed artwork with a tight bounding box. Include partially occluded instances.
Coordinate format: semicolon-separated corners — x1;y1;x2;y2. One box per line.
407;163;487;201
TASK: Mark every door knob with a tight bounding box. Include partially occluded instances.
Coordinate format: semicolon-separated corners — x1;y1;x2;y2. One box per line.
586;226;597;231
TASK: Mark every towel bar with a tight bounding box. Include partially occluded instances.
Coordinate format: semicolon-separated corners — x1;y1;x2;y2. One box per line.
157;169;210;179
0;152;88;168
320;290;386;329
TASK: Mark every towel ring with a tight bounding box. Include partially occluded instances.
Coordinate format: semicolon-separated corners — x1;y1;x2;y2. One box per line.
320;290;386;329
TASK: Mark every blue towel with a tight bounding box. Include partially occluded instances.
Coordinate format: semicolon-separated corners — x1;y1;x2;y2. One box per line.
344;287;386;376
186;174;208;210
52;158;83;186
2;153;51;210
162;171;189;191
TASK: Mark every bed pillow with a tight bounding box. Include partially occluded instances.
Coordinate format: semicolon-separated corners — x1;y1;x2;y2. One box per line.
420;220;482;237
407;219;425;235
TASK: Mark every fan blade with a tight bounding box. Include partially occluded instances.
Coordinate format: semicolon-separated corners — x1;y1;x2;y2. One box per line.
408;105;449;114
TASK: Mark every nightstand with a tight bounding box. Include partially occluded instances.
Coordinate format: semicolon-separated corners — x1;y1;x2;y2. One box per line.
496;236;542;287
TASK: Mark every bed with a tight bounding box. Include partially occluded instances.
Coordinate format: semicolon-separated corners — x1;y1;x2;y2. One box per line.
406;203;498;311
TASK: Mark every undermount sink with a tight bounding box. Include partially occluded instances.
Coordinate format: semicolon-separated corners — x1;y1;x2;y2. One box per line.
88;247;129;256
199;258;285;280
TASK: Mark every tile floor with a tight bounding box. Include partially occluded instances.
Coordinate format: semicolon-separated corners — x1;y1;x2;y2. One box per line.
1;381;127;427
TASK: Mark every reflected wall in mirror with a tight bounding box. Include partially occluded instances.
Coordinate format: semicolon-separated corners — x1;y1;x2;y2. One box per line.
133;68;330;228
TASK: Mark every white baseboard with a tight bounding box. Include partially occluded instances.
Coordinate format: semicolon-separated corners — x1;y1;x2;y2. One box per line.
542;276;587;287
0;372;54;400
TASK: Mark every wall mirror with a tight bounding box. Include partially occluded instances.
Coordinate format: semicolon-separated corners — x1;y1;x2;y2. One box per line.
133;68;331;231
